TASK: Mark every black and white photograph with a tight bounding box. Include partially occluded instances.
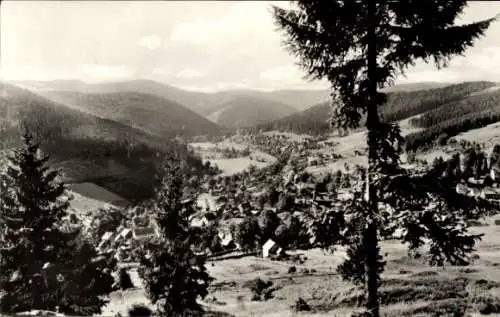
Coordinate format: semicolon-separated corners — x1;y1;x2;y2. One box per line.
1;1;500;316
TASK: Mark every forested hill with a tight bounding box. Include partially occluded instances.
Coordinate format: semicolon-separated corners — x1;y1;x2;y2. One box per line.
252;81;496;136
405;86;500;152
207;94;297;129
37;90;221;138
0;82;213;202
14;79;329;117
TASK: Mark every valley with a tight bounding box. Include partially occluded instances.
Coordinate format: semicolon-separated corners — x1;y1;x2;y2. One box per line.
4;2;500;317
4;79;500;317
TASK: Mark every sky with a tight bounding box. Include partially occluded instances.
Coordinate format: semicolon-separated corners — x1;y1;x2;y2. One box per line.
1;1;500;92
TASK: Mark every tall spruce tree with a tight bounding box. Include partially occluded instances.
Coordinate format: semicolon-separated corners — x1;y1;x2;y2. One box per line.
0;131;115;315
139;155;212;317
490;144;500;171
273;2;496;316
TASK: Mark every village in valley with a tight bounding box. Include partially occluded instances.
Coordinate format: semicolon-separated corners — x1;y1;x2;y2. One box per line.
4;1;500;317
56;125;500;316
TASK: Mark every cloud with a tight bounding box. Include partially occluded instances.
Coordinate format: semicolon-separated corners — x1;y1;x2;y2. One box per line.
138;34;162;50
260;64;303;82
176;69;204;79
169;2;280;55
152;67;170;76
396;46;500;84
397;69;463;84
0;64;68;81
77;64;134;80
2;1;499;90
215;81;252;91
466;46;500;73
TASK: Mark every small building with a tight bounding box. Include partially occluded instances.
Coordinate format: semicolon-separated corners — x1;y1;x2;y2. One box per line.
337;190;354;201
218;231;234;248
468;187;482;198
481;188;500;201
101;231;114;243
491;167;500;182
114;228;132;243
468;177;484;186
132;226;157;241
262;239;283;258
250;209;260;215
190;213;216;228
456;183;468;195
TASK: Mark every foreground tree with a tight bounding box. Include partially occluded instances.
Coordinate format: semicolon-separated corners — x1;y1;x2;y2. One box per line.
273;2;496;316
490;144;500;171
139;155;212;317
0;131;115;315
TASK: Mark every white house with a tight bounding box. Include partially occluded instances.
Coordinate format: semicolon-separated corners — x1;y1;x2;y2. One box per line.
456;183;468;195
262;239;283;258
218;231;234;247
114;228;132;243
491;167;500;182
101;231;114;242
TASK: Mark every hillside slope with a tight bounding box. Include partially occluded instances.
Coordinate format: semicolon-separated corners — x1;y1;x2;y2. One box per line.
255;81;497;136
406;87;500;152
229;89;330;112
207;95;297;129
37;90;221;138
0;82;209;201
14;79;326;117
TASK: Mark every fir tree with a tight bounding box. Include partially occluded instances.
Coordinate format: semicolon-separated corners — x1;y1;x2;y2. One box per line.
490;144;500;170
139;155;212;317
0;131;115;315
474;147;489;178
273;2;496;316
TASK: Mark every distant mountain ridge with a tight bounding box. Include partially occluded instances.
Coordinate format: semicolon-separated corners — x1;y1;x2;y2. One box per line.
11;78;481;133
206;94;298;129
36;90;221;138
254;81;498;136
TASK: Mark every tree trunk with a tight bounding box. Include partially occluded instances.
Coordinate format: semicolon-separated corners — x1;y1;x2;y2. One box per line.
365;0;380;316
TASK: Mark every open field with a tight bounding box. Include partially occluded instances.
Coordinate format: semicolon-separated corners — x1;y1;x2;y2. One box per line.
306;116;423;174
206;157;272;176
67;182;129;206
102;213;500;317
190;141;276;176
455;121;500;150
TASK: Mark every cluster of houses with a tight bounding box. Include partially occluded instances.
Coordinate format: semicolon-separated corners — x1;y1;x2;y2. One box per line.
456;179;500;202
232;133;317;159
307;151;343;167
95;212;161;262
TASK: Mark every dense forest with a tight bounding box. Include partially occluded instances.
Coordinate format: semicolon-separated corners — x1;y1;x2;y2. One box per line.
252;81;496;136
40;90;221;138
250;102;332;136
381;81;495;122
405;90;500;152
0;83;215;201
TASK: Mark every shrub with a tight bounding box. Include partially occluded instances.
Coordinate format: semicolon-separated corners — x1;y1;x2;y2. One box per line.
294;298;311;312
128;304;152;317
472;295;500;315
118;268;134;290
244;278;274;301
234;217;260;253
